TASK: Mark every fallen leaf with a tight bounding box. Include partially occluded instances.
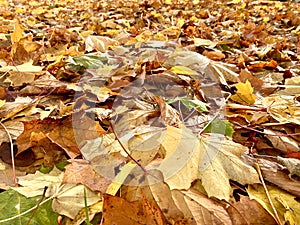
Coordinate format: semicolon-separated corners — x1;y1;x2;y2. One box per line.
102;193;165;225
85;35;118;52
262;95;300;125
227;196;276;225
231;80;257;105
52;184;100;219
0;60;43;73
248;184;300;225
198;134;260;200
204;51;226;61
170;65;199;76
277;157;300;177
0;189;59;225
63;159;111;192
10;20;23;44
12;167;63;198
172;189;233;225
156;126;259;200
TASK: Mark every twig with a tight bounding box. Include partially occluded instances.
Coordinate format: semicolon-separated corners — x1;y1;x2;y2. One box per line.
254;163;283;225
25;187;48;225
0;184;73;223
183;107;196;122
232;121;300;137
0;122;17;186
110;121;147;173
0;194;52;223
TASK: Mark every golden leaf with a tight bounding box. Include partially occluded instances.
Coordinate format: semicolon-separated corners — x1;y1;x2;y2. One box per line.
231;80;257;105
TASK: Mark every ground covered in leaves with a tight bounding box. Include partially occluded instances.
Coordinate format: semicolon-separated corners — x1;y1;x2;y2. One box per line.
0;0;300;224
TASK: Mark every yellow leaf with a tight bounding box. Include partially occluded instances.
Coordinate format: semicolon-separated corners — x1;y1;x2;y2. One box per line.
231;80;257;105
32;7;46;15
176;18;185;28
11;21;23;44
0;100;5;109
15;8;25;14
170;66;198;76
275;2;283;9
106;161;137;195
227;0;241;4
0;60;43;73
248;185;300;225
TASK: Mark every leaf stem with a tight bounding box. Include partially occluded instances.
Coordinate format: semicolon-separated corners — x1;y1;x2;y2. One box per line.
25;187;48;225
254;163;283;225
109;121;147;173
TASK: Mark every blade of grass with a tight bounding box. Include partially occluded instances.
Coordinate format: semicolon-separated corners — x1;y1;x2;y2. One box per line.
84;187;92;225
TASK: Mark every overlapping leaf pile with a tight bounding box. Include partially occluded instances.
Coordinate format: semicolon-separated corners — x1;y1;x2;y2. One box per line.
0;0;300;224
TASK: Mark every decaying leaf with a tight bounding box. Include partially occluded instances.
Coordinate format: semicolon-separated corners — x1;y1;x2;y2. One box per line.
63;159;111;192
227;196;276;225
102;193;165;225
1;0;300;223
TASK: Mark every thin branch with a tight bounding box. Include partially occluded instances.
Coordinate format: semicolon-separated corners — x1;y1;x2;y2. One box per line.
232;121;300;137
25;187;48;225
0;184;74;223
254;163;283;225
110;121;147;173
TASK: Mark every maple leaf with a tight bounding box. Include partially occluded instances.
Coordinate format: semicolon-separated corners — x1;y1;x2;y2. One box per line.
231;80;257;105
156;126;259;201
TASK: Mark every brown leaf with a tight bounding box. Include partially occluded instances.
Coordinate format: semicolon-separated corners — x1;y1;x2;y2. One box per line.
227;196;276;225
239;69;263;91
172;189;233;225
30;132;66;168
17;111;106;159
204;51;226;61
63;159;111;192
102;193;166;225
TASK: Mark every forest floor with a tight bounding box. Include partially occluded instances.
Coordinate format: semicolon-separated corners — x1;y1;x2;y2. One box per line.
0;0;300;224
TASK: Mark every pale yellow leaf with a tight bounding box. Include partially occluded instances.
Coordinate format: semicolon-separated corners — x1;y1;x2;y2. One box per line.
0;100;5;109
11;167;63;198
198;134;259;200
262;95;300;125
52;184;100;219
156;126;259;200
0;60;43;73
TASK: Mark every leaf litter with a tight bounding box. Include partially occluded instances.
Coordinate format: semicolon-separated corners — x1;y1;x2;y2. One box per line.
0;0;300;224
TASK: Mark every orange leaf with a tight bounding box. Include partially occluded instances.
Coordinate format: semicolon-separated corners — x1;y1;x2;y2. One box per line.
102;193;165;225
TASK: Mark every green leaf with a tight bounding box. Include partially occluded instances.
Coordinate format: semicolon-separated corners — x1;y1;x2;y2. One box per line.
167;97;208;113
66;54;108;71
203;119;234;137
39;165;53;174
56;161;69;171
0;189;59;225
